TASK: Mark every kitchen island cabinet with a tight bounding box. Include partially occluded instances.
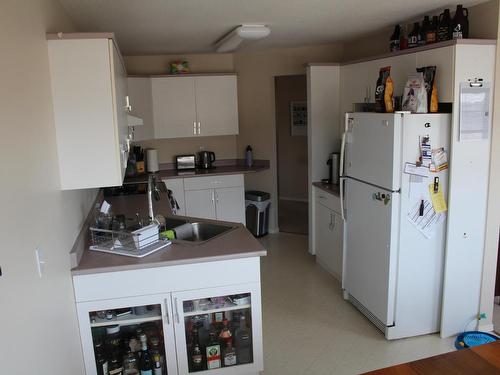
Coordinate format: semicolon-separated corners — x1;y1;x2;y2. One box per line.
72;221;266;375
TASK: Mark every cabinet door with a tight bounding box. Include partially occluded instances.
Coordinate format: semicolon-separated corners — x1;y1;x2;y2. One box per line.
315;202;334;274
195;76;239;136
416;46;454;102
110;40;129;181
215;186;245;224
185;189;216;220
171;283;263;374
76;294;177;375
152;77;197;139
164;178;186;216
127;77;154;141
331;212;343;281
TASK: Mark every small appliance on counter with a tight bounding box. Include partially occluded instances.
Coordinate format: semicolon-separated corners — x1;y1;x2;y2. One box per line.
327;152;341;185
175;154;196;170
197;151;216;169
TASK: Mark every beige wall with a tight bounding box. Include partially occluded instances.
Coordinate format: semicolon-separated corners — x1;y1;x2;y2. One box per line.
275;75;308;201
342;0;499;61
234;44;344;230
0;1;96;373
124;53;238;162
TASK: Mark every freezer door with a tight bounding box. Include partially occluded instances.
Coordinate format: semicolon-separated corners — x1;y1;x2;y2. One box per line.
345;113;402;190
344;178;400;326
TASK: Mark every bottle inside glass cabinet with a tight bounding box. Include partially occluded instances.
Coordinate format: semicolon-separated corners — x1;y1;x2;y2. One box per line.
183;292;253;372
89;303;167;375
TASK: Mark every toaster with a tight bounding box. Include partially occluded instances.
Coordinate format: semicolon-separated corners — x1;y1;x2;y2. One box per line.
175;154;196;170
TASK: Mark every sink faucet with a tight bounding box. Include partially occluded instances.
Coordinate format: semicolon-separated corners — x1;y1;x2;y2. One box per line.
147;173;161;222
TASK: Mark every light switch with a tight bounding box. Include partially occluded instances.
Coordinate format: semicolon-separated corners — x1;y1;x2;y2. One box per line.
35;248;45;278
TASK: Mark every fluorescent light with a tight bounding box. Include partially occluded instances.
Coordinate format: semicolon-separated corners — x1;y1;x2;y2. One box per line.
215;24;271;53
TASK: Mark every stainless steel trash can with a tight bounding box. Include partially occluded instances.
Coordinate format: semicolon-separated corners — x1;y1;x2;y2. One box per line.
245;191;271;237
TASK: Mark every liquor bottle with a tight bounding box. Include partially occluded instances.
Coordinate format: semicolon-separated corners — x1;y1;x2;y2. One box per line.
108;353;124;375
452;4;469;39
191;328;204;372
205;331;221;370
95;341;109;375
419;16;430;46
123;346;139;375
399;25;408;50
234;315;252;364
218;319;233;350
426;16;438;44
408;22;420;48
437;9;452;41
389;25;401;52
150;336;164;375
223;341;237;367
138;334;153;375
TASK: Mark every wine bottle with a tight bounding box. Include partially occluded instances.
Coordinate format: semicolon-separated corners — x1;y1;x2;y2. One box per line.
191;328;204;371
234;315;252;364
138;334;153;375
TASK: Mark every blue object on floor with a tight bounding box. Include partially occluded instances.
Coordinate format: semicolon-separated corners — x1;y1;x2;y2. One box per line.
455;331;499;350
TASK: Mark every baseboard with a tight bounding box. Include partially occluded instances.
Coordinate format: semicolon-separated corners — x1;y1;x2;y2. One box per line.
279;197;308;203
494;296;500;304
478;323;495;333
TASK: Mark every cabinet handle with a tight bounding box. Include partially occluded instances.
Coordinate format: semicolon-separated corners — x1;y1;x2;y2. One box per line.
174;298;180;323
318;195;326;199
193;122;197;135
197;122;201;135
215;191;219;204
124;95;132;112
329;213;333;230
332;214;336;229
163;299;170;324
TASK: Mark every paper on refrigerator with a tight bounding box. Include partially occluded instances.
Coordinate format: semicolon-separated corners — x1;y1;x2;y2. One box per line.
407;200;445;239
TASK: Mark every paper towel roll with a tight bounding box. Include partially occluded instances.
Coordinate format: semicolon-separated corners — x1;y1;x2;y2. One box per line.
146;149;159;172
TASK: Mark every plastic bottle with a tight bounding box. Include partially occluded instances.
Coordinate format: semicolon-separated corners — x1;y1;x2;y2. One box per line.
245;145;253;167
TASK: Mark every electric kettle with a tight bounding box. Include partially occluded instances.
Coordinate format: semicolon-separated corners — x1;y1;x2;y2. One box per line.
197;151;216;169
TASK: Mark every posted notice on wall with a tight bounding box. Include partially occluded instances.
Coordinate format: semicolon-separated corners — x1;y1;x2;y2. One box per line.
459;83;491;141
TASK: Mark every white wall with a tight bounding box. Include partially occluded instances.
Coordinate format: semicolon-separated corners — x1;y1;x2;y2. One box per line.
0;1;96;373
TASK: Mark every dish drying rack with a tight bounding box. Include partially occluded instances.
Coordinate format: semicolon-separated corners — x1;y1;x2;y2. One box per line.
89;224;171;258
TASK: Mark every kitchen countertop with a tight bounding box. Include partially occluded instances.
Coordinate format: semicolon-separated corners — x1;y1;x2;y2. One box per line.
72;218;267;276
125;160;269;183
313;181;340;197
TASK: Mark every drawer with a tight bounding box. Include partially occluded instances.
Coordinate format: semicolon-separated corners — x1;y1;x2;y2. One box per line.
314;186;341;213
184;174;244;191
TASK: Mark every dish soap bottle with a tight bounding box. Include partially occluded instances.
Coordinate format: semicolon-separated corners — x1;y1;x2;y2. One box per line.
245;145;253;167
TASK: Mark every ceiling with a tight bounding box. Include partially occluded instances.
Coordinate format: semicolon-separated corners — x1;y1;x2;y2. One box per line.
57;0;484;55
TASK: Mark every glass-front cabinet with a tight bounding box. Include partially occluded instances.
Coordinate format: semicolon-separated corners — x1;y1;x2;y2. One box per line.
77;294;177;375
172;283;263;374
76;283;263;375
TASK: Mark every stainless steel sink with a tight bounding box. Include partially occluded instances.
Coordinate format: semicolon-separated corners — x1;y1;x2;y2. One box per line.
172;222;236;244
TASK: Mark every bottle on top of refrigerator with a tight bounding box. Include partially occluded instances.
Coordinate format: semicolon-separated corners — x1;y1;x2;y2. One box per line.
419;16;430;46
437;9;452;41
399;25;408;50
426;16;438;43
389;25;401;52
138;334;153;375
408;22;420;48
234;315;252;364
206;331;221;369
452;4;469;39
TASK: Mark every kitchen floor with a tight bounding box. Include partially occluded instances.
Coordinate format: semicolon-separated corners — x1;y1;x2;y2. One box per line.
278;199;308;235
258;233;455;374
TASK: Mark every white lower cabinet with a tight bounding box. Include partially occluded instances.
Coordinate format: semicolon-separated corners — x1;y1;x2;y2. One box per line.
314;188;343;281
185;189;217;220
75;266;263;375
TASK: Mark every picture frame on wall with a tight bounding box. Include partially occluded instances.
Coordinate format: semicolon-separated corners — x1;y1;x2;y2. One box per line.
290;101;307;136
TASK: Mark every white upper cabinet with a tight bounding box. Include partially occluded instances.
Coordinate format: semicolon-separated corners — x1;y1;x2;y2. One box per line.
151;75;239;139
416;46;454;102
194;75;239;136
152;76;197;139
127;77;154;141
47;35;130;190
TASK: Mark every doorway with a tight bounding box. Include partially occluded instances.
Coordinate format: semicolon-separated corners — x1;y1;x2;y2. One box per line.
274;75;308;234
493;233;500;333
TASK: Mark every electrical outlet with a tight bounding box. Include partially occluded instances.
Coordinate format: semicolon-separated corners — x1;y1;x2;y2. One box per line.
35;248;45;278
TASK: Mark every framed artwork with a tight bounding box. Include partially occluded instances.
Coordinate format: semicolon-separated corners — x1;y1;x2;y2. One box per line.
290;101;307;136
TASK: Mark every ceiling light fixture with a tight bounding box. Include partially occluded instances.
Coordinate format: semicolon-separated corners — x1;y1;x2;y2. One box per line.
215;24;271;53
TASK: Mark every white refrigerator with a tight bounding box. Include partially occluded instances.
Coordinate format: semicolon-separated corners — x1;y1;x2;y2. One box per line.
340;112;450;339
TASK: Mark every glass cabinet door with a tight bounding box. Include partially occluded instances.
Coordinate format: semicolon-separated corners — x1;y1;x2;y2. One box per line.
172;283;263;374
76;294;177;375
